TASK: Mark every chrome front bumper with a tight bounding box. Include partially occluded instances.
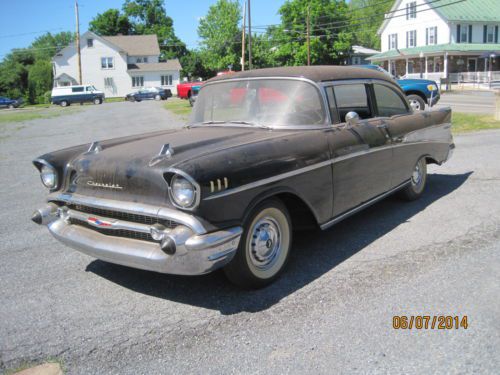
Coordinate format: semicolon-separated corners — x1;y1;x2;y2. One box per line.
33;195;242;275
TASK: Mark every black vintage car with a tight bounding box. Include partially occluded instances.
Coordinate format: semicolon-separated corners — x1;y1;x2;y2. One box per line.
32;66;454;288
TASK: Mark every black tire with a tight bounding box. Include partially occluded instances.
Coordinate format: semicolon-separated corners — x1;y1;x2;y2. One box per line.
224;199;292;289
189;97;194;107
93;98;102;105
154;94;161;101
400;157;427;201
407;94;426;111
60;100;68;107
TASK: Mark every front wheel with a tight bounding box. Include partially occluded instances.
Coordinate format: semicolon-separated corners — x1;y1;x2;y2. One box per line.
154;94;161;101
93;98;102;105
224;199;292;289
407;94;426;111
400;157;427;200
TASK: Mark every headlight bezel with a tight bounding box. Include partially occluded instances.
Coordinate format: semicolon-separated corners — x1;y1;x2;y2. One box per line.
167;169;200;211
427;84;438;92
34;159;59;190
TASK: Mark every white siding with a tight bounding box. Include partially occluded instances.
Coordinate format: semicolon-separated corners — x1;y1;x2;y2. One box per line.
53;33;180;97
449;22;500;43
380;0;450;52
129;71;180;94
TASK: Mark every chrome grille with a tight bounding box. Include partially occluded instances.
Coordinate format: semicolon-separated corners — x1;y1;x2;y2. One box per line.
67;204;178;229
69;218;155;242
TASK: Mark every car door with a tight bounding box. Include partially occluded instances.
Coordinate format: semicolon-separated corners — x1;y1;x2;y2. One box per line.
371;82;431;187
324;81;393;217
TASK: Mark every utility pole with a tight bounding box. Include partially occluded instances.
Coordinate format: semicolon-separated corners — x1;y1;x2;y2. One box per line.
248;0;252;70
241;0;246;71
75;0;82;84
306;6;311;66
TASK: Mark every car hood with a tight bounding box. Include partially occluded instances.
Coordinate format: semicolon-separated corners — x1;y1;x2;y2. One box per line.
397;78;438;86
64;126;293;205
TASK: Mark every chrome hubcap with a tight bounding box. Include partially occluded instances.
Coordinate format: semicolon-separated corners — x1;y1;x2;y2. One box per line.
409;99;421;111
249;217;281;270
412;163;422;185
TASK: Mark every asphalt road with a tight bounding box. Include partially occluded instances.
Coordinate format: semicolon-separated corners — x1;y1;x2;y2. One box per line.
1;101;499;374
434;91;497;114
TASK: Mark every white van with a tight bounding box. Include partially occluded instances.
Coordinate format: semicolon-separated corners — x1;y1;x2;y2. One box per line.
51;85;105;107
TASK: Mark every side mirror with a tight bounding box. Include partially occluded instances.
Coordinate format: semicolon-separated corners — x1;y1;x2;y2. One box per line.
345;111;360;127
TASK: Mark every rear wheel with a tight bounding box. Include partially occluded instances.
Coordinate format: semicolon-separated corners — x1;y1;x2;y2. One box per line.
154;94;161;101
60;100;68;107
400;157;427;200
8;104;14;109
224;199;292;289
407;94;426;111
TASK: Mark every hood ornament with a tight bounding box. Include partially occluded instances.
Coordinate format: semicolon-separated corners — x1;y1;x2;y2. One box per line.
86;141;102;154
149;143;174;167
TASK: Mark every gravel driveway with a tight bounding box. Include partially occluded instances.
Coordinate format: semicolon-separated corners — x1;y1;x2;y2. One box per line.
0;101;499;374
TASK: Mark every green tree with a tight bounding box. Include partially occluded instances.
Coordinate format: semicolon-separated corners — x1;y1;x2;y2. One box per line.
123;0;187;60
28;59;53;103
0;50;35;100
197;0;242;72
349;0;392;50
179;50;215;80
89;9;132;36
264;0;353;66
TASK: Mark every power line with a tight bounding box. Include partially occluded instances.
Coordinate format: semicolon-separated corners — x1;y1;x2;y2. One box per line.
0;28;65;39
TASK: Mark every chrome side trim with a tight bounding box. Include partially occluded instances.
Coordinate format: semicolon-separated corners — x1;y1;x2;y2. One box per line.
47;193;207;234
204;159;332;200
320;180;411;230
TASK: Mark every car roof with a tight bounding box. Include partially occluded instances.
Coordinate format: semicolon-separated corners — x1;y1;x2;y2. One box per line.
207;65;395;84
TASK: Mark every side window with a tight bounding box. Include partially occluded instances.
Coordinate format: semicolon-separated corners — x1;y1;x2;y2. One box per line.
373;84;408;117
333;84;371;122
71;87;84;93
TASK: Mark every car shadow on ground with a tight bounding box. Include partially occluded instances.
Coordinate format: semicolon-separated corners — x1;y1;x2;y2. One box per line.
86;172;472;315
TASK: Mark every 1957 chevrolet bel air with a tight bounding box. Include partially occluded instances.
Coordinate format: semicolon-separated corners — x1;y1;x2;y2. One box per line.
32;66;454;288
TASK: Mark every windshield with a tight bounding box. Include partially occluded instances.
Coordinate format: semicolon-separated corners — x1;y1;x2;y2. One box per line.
189;79;326;127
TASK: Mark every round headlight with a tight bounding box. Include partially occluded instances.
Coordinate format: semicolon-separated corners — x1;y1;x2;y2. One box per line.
40;165;58;189
170;174;196;208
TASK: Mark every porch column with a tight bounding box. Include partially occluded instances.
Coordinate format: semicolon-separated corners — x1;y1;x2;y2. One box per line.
425;56;428;79
405;58;409;76
444;53;448;77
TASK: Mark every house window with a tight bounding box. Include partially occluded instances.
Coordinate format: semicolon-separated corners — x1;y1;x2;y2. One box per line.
143;57;148;63
104;77;114;88
161;75;173;86
460;24;469;42
87;39;94;48
136;57;142;63
426;26;438;45
406;1;417;20
101;57;114;69
406;30;417;48
132;76;144;87
486;25;495;43
388;33;398;50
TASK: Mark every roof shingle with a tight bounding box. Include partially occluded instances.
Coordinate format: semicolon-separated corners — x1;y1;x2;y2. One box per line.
127;60;182;72
102;34;161;56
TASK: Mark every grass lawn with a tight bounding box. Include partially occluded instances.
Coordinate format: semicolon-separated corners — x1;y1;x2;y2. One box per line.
0;106;81;125
452;113;500;133
163;98;192;117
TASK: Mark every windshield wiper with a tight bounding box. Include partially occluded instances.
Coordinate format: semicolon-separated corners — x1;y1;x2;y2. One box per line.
228;120;271;129
202;120;227;125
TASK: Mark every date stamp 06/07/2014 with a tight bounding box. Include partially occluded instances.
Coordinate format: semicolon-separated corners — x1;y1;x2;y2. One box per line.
393;316;469;330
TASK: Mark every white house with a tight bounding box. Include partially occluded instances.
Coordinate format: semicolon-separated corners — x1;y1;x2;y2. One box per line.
53;31;182;97
368;0;500;83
